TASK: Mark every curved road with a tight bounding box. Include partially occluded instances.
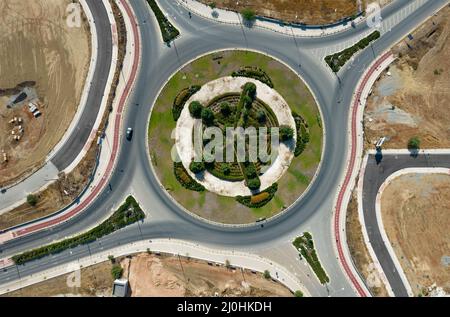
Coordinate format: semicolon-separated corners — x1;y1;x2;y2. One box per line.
0;0;447;297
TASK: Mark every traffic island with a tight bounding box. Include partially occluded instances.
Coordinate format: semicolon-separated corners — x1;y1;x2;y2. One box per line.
148;50;323;225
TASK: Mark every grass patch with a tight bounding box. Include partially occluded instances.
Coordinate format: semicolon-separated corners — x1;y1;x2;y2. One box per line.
325;31;381;72
12;196;145;265
148;50;323;224
293;232;330;284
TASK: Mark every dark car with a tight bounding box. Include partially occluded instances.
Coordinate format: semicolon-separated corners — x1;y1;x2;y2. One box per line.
126;127;133;141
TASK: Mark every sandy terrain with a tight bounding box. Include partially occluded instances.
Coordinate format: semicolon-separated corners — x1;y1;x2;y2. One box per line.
346;190;389;296
122;253;292;297
381;173;450;296
198;1;390;25
3;253;293;297
364;6;450;149
0;0;90;185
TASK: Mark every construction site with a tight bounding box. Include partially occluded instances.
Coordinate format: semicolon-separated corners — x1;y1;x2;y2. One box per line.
364;5;450;149
0;0;91;186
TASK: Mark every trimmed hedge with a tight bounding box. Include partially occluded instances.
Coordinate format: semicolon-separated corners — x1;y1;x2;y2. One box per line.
325;30;381;72
232;66;274;88
146;0;180;43
172;85;201;121
293;232;330;284
292;112;310;157
174;162;205;192
12;196;145;265
236;183;278;208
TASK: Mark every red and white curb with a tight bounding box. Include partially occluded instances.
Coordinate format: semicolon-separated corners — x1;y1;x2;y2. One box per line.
332;51;395;297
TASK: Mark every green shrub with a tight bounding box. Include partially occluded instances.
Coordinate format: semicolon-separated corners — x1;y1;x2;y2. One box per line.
146;0;180;43
257;110;266;123
241;8;256;21
263;270;271;279
236;183;278;208
111;264;123;280
231;66;274;88
189;161;206;174
201;107;215;126
408;137;421;150
172;86;201;121
247;178;261;190
294;290;304;297
174;162;205;192
325;30;381;72
220;102;231;116
189;101;203;118
221;163;231;175
27;194;38;207
293;233;329;284
243;82;257;99
280;125;294;141
12;196;145;265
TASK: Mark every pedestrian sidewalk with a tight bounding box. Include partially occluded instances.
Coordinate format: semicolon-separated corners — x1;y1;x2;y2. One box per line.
176;0;365;37
0;239;309;296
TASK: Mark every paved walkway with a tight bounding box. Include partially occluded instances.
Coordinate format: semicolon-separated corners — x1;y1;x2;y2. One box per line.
0;239;309;296
176;0;365;37
176;76;296;197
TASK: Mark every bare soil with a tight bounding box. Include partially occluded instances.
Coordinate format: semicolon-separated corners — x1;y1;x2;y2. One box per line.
3;253;293;297
198;0;388;25
0;0;90;185
0;0;128;231
364;6;450;149
381;173;450;296
346;189;389;296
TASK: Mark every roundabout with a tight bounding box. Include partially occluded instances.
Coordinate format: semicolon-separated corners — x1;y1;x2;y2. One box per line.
148;50;323;224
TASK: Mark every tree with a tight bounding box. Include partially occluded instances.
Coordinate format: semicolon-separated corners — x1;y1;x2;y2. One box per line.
408;137;421;150
243;82;257;99
108;255;116;263
221;163;231;176
220;102;231;116
247;177;261;190
257;110;266;123
263;270;271;279
241;8;256;22
189;101;203;118
27;194;38;207
208;2;216;9
279;125;294;141
225;259;231;268
111;264;123;280
201;107;215;126
190;161;206;174
245;164;257;179
294;290;304;297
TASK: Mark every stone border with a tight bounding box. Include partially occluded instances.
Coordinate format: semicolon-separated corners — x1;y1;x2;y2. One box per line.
146;48;326;228
175;76;296;197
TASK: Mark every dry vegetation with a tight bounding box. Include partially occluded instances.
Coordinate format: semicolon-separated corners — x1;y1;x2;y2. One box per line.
380;173;450;296
364;6;450;149
0;0;90;185
198;0;390;25
346;190;389;297
3;253;293;297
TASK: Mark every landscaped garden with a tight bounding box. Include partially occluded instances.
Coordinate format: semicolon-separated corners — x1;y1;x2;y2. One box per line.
148;50;323;224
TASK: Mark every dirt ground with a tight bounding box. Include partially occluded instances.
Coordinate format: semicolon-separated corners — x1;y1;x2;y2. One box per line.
346;190;389;297
364;6;450;149
3;253;293;297
0;0;90;186
198;0;390;25
381;173;450;296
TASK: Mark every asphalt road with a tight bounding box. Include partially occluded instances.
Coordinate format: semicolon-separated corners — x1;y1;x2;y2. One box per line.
363;153;450;297
50;0;113;171
0;0;448;296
